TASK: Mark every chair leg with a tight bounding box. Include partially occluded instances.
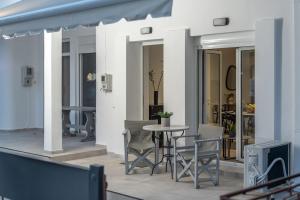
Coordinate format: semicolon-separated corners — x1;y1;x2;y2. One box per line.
174;144;178;182
194;149;199;189
168;158;173;179
215;154;220;186
194;162;199;189
125;152;129;175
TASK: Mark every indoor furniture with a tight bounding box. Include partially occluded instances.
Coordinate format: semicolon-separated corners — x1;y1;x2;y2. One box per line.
62;106;96;142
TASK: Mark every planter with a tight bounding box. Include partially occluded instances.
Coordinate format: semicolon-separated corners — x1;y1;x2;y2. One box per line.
161;117;170;127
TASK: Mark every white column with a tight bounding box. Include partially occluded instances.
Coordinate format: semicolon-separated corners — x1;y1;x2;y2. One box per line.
164;29;187;126
44;30;63;152
294;1;300;174
255;19;282;143
164;28;198;144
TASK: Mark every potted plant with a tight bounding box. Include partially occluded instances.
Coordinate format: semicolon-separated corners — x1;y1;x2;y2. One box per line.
158;112;173;127
229;123;236;138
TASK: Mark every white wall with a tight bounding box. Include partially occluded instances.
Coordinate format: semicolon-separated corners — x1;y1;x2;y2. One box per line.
96;31;127;154
95;0;295;162
0;35;44;130
293;0;300;174
255;19;282;143
126;41;143;120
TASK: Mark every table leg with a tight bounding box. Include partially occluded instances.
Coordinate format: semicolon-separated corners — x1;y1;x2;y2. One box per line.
166;131;174;179
81;111;96;142
228;139;231;159
151;131;160;175
62;110;71;136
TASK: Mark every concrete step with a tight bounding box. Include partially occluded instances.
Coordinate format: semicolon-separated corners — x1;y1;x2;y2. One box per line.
49;145;107;162
0;144;107;162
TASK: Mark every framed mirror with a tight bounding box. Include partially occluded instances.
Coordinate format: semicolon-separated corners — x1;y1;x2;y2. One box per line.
226;65;236;91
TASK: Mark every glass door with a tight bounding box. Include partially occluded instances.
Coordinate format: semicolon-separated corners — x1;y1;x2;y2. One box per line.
79;53;96;125
202;51;222;126
236;48;255;160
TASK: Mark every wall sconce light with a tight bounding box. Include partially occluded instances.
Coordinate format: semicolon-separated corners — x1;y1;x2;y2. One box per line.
140;27;153;35
213;18;230;26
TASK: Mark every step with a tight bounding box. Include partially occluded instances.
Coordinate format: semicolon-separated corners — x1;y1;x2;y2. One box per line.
48;145;107;162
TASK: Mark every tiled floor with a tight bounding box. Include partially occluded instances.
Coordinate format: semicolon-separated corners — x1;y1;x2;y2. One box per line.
67;153;243;200
0;129;106;161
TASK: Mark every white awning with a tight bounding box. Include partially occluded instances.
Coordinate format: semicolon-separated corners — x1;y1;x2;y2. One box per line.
0;0;173;38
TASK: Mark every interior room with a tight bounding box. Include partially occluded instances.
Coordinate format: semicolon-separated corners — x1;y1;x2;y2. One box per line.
143;44;164;121
202;48;255;162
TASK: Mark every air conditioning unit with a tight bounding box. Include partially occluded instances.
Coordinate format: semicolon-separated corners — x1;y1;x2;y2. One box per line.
244;141;291;190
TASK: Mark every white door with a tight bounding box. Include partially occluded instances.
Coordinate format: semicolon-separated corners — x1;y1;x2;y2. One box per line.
236;47;255;161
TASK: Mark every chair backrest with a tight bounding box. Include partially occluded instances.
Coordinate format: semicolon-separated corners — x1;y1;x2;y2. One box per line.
198;124;224;151
124;120;158;151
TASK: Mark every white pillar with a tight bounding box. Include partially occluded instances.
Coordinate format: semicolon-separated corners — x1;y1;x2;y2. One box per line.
164;29;198;139
255;19;282;143
293;1;300;174
44;30;63;152
164;29;187;126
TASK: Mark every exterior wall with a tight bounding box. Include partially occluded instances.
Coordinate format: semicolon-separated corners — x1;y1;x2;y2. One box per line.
293;0;300;174
95;0;296;165
0;35;44;130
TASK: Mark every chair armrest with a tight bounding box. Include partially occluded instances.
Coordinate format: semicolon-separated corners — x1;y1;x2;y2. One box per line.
172;134;199;140
176;145;195;152
194;137;222;152
122;129;129;135
194;137;222;144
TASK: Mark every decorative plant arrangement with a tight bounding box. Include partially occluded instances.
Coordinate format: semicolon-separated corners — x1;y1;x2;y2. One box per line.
158;112;173;127
149;69;163;105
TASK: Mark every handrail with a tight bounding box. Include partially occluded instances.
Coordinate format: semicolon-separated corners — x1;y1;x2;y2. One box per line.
220;173;300;200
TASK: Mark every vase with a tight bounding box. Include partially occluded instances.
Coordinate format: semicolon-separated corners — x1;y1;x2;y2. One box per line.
161;117;170;127
154;91;159;105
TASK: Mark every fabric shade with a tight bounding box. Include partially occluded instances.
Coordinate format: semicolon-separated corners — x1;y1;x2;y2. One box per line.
0;0;172;38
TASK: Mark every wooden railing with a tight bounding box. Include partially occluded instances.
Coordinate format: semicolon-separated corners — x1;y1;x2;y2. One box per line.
220;173;300;200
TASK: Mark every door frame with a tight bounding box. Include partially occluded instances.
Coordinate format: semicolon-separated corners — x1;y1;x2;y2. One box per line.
236;46;255;161
196;31;255;166
79;52;96;126
142;41;164;120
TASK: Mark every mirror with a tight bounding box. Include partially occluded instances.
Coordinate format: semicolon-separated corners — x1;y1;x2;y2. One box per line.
226;65;236;91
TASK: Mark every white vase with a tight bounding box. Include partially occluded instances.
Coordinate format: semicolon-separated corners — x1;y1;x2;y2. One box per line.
161;117;170;127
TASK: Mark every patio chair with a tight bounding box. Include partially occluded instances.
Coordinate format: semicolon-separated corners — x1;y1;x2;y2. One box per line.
173;124;223;189
123;120;158;175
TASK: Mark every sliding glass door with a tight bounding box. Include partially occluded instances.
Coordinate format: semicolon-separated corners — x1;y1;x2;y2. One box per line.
236;48;255;160
201;47;255;162
203;51;222;126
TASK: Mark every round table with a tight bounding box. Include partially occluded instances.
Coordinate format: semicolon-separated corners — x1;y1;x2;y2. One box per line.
143;125;189;178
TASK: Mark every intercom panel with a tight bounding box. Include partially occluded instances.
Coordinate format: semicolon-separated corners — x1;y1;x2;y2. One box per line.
101;74;112;92
22;66;34;87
